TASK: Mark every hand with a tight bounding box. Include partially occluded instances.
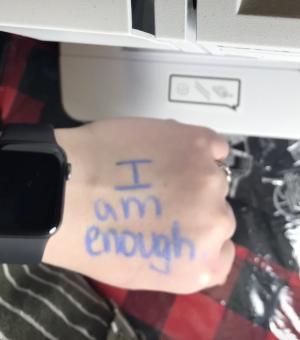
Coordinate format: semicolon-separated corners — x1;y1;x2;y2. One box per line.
44;118;236;294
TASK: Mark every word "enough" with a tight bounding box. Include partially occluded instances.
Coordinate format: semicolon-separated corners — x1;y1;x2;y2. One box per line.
85;221;195;274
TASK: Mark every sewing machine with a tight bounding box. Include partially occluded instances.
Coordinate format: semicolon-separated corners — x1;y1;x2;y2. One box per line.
1;0;300;138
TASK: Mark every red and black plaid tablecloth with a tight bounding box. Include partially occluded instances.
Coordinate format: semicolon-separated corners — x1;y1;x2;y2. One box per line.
1;32;300;340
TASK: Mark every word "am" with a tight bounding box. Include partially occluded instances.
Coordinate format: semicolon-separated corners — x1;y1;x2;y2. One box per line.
94;195;162;222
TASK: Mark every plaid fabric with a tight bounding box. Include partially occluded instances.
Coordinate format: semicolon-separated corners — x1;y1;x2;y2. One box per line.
0;32;78;128
1;32;300;340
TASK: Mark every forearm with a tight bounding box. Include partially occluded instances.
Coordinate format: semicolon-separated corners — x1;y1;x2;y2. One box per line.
43;126;98;276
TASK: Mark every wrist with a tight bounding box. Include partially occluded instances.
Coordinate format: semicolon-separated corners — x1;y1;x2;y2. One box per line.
43;126;90;268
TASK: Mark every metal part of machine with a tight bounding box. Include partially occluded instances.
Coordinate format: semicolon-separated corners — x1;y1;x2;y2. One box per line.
1;0;300;138
60;45;300;139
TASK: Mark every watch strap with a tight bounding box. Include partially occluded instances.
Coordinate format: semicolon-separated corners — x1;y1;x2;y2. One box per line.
0;238;48;264
1;124;56;143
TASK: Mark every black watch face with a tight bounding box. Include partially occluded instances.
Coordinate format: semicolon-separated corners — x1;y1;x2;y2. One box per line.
0;150;65;236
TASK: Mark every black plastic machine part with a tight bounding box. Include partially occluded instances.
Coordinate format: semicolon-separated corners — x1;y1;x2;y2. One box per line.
0;124;70;264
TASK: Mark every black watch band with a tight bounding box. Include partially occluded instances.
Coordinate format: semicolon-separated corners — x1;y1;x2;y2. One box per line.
0;238;48;264
1;124;56;143
0;124;58;264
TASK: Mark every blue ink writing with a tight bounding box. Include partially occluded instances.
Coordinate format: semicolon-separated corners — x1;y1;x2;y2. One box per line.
85;226;103;256
172;221;195;260
150;234;171;274
94;195;162;222
94;199;118;222
114;159;153;191
85;221;196;274
121;195;162;219
87;158;195;275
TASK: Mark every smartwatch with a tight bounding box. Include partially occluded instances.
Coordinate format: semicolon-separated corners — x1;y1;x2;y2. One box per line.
0;124;71;264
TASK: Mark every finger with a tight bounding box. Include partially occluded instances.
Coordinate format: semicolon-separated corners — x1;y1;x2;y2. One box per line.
196;201;236;263
212;240;236;286
209;132;230;161
209;161;231;198
206;201;237;249
217;201;237;241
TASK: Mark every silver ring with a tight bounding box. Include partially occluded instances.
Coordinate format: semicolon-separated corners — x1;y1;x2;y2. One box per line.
217;162;232;184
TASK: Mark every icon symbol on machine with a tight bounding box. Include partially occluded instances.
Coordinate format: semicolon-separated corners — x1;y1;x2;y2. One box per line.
194;81;234;100
170;75;241;110
176;82;190;96
194;81;211;101
212;85;234;99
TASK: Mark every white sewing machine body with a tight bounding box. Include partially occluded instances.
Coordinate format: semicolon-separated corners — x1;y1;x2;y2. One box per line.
1;0;300;138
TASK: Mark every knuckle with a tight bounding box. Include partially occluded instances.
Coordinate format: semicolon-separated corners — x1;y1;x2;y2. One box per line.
194;135;209;150
214;207;236;238
211;135;230;160
207;178;228;198
214;214;230;233
206;127;227;145
224;205;237;238
194;127;217;148
227;206;237;237
212;130;229;145
202;126;218;138
202;168;223;191
215;135;230;152
193;128;230;160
